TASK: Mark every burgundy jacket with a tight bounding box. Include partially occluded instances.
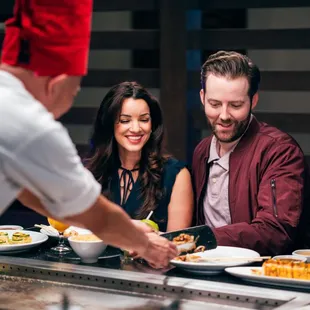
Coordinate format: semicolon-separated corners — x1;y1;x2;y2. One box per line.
192;117;310;255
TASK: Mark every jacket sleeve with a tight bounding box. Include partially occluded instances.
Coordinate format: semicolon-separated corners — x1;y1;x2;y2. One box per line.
191;143;206;226
213;143;305;256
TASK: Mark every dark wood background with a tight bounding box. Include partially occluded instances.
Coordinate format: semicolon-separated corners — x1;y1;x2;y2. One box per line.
0;0;309;226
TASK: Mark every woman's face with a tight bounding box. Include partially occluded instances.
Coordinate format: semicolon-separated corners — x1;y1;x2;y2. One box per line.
114;98;152;155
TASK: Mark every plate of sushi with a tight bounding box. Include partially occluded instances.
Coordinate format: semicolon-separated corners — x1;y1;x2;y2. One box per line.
0;230;48;254
225;255;310;289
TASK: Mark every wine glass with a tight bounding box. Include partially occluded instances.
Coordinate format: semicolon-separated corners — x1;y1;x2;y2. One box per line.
47;217;72;254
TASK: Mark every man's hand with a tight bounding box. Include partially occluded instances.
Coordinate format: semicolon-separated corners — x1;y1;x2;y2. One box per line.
137;232;177;269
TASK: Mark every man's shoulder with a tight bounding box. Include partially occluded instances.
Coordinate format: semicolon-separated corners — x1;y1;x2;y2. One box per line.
256;121;300;149
193;136;213;157
0;90;61;154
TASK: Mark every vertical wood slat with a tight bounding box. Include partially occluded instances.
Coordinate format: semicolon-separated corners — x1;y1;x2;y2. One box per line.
159;0;187;161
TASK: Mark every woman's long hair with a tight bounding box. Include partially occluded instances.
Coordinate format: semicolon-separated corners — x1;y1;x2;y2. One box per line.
85;81;168;219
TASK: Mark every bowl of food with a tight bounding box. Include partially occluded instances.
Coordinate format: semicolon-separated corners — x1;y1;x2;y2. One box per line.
38;225;91;245
292;249;310;263
272;255;307;263
68;234;107;263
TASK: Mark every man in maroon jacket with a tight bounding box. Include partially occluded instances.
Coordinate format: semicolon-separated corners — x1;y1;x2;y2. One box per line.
192;51;310;255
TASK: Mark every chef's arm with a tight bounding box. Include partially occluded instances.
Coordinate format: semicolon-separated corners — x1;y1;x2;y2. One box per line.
18;189;148;253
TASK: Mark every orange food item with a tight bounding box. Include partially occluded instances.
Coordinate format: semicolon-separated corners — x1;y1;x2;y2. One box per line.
260;259;310;280
47;218;70;233
172;233;195;245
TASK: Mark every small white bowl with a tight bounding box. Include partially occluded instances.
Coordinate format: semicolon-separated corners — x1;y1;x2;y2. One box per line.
292;249;310;263
68;235;107;263
0;225;23;230
273;255;307;263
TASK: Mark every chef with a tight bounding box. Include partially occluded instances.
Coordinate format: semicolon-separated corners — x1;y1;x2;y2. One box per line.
0;0;177;268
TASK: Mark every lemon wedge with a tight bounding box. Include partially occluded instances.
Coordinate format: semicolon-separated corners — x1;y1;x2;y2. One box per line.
141;219;159;232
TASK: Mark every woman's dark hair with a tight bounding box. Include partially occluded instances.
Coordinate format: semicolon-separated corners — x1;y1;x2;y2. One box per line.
85;81;168;219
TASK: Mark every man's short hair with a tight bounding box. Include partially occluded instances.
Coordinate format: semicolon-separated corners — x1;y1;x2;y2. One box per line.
201;51;261;99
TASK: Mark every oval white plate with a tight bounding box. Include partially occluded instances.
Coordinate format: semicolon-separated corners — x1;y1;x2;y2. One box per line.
225;266;310;290
170;246;260;275
0;230;48;253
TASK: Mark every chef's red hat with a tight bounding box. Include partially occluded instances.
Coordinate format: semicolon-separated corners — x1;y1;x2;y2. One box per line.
1;0;92;76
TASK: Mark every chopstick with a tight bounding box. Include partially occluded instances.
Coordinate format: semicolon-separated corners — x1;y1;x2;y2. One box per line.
34;224;58;235
188;256;271;262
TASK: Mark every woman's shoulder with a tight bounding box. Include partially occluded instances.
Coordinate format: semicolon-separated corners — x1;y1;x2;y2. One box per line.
162;157;189;188
159;157;190;201
163;157;187;172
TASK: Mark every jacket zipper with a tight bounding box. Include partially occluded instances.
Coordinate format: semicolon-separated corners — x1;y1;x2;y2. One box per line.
271;179;278;218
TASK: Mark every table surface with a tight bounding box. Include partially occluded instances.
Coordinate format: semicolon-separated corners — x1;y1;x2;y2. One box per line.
1;233;309;295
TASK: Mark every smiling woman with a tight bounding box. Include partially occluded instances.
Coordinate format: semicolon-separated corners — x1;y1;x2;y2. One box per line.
84;82;194;232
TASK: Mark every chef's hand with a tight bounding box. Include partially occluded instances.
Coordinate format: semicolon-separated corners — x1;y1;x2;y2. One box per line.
137;232;177;269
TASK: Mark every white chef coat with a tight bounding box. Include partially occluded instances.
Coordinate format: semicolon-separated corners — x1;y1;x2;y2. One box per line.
0;70;101;218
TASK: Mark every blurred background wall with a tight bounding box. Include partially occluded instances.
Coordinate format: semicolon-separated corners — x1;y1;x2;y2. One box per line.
0;1;310;225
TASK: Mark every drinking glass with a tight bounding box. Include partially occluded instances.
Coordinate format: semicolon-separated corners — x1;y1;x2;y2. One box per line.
47;217;72;254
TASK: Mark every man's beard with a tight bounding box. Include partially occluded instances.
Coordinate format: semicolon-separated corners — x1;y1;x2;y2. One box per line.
208;111;252;143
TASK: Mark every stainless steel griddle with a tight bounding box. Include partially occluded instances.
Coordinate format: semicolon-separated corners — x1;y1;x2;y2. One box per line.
1;256;310;310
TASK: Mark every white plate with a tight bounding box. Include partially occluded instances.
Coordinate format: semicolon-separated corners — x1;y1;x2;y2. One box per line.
170;246;260;275
225;266;310;290
292;250;310;263
0;225;23;230
0;230;48;254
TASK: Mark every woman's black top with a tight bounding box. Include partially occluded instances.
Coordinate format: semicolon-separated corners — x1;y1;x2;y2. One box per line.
108;158;186;232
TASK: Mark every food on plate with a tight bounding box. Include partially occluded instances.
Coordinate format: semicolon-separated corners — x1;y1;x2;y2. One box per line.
251;259;310;280
172;233;199;253
0;235;9;244
194;245;206;253
0;231;32;245
174;253;203;262
173;233;195;244
11;232;32;244
64;229;78;238
70;234;101;242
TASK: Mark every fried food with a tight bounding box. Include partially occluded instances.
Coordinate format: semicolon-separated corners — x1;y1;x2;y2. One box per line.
172;233;195;244
174;253;202;262
0;232;9;244
0;236;9;244
172;233;200;254
0;231;32;245
64;229;78;238
252;259;310;280
194;245;206;253
11;232;32;244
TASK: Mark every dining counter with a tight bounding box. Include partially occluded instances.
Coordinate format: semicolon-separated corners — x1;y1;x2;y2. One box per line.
1;237;310;310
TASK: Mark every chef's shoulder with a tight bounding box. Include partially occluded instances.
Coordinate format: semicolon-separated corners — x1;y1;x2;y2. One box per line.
0;90;65;154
